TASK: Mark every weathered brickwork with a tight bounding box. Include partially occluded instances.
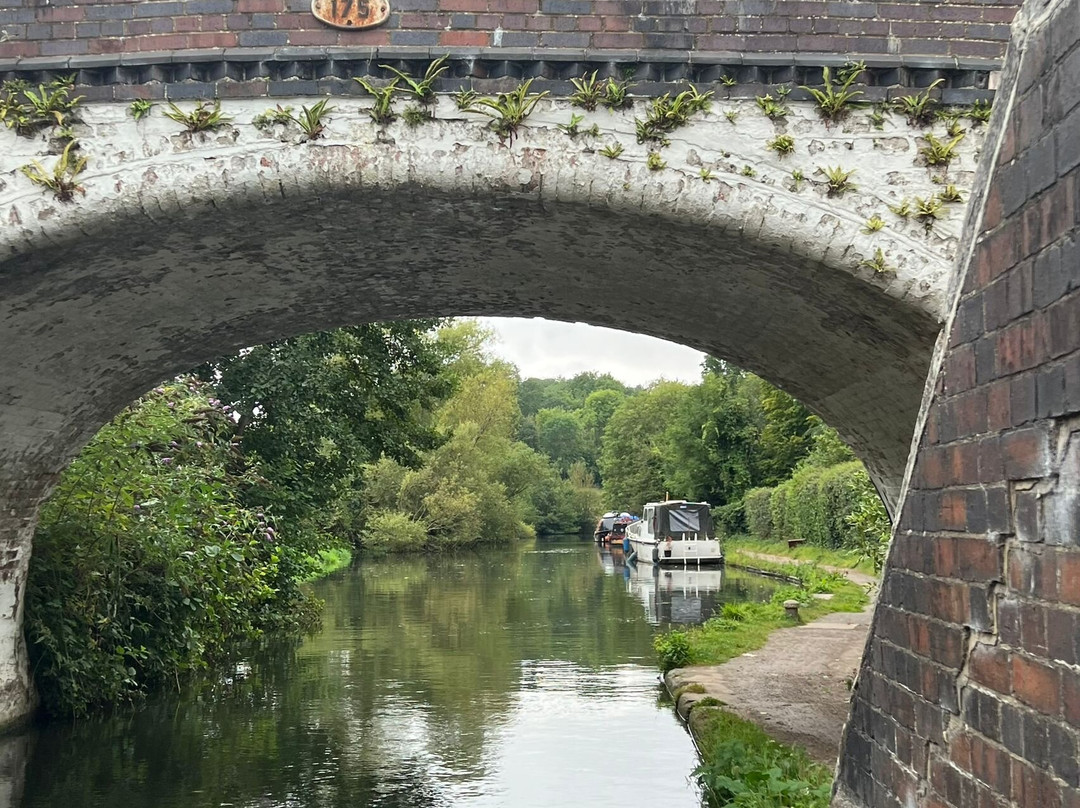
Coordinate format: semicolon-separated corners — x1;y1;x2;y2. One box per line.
836;0;1080;804
0;0;1021;63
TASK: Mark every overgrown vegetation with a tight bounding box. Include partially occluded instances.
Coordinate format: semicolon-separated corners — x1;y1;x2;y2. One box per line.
635;85;712;143
462;79;549;144
801;61;865;122
29;321;610;717
20;140;87;201
1;75;83;136
355;78;399;124
919;132;965;166
27;380;322;717
894;78;944;126
692;707;833;808
380;55;448;107
741;426;890;566
164;99;233;133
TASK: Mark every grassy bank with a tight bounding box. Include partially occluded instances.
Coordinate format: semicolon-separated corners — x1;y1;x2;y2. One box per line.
301;547;354;582
726;535;876;576
689;706;833;807
654;559;867;671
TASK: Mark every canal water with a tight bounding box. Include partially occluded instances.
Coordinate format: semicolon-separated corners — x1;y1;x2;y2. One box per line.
14;536;779;808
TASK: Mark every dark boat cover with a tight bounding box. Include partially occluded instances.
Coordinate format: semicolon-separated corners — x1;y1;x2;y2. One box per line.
654;501;714;538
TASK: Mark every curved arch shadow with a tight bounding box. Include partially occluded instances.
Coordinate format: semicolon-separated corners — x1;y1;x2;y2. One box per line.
1;179;938;510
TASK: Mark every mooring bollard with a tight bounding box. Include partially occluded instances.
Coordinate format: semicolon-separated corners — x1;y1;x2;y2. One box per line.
783;599;801;620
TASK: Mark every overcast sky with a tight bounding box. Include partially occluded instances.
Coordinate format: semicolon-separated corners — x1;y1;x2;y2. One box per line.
479;317;706;386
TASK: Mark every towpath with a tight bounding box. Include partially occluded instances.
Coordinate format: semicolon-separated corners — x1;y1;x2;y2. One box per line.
665;552;877;765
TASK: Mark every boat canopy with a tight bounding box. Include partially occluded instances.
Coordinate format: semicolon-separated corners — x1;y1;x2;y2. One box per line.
652;501;714;537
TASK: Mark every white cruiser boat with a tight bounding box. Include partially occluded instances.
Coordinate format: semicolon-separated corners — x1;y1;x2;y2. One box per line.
625;500;724;566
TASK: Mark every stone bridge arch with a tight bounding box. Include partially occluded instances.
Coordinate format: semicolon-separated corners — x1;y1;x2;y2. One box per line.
0;84;984;725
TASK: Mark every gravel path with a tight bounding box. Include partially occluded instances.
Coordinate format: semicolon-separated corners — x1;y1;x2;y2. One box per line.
666;552;877;765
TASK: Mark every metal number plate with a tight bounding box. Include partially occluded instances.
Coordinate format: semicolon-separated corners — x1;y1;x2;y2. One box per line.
311;0;390;29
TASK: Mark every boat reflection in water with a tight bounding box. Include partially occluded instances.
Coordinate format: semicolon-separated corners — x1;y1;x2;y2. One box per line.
625;563;728;625
596;544;779;627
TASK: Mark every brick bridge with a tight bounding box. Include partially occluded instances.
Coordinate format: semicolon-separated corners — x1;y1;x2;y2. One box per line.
2;0;1080;804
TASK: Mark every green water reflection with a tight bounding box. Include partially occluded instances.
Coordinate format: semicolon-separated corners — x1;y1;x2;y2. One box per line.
18;536;778;808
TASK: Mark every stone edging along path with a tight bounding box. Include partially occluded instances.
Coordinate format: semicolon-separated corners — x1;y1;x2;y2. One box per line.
664;553;878;765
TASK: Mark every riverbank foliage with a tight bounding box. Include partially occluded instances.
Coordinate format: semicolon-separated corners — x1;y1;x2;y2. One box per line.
27;380;322;716
741;435;890;570
690;706;832;807
653;564;866;672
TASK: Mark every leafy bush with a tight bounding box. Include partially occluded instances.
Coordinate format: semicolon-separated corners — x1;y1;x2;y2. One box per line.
745;461;883;550
359;510;430;555
654;630;692;672
27;380;320;717
846;491;891;571
714;500;746;535
743;488;773;539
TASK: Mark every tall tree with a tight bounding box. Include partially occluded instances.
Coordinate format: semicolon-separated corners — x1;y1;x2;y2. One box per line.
201;322;450;530
599;382;689;511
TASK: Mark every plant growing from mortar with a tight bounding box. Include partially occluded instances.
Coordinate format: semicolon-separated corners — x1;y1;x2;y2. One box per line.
888;198;912;218
700;167;714;182
740;165;756;178
2;75;83;135
790;169;806;190
129;99;155;121
801;61;865;122
724;109;739;124
635;85;712;143
355;78;400;124
570;71;604;111
720;75;737;87
647;151;667;171
945;118;966;138
868;105;887;130
894;79;944;127
919;132;965;167
914;195;944;230
599;142;624;159
767;134;795;157
402;104;432;127
558;113;599;138
253;104;295;130
380;55;448;107
817;165;856;197
165;99;233;133
296;99;335;141
859;247;894;274
451;88;478;110
466;79;549;145
20;140;87;202
756;94;788;121
600;77;634;110
862;215;886;234
937;185;964;203
966;99;992;124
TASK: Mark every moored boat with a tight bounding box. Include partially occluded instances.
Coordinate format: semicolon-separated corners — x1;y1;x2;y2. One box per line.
625;500;724;566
